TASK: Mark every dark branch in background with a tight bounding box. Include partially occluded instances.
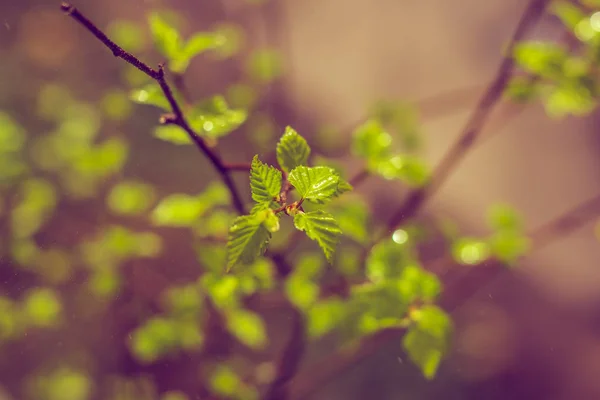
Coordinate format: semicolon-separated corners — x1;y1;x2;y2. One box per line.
60;2;247;215
378;0;551;240
290;190;600;400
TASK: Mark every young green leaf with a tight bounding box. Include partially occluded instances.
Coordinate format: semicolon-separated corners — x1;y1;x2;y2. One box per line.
130;83;171;110
170;32;220;73
513;41;566;78
227;213;272;270
293;210;342;263
403;305;452;379
153;126;192;145
250;155;282;204
276;126;311;172
288;166;340;203
352;119;392;162
148;13;182;59
188;96;247;139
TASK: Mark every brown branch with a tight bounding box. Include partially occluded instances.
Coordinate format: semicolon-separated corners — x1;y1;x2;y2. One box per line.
60;2;247;215
378;0;550;240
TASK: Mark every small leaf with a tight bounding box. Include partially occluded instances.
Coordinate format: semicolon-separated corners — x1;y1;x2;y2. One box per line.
247;48;283;83
276;126;311;173
488;231;530;265
188;96;247;139
130;83;170;110
328;196;369;244
513;41;566;78
171;32;220;73
293;210;342;263
307;298;346;338
148;12;182;59
543;82;596;118
250;155;282;203
153;125;192;145
486;203;523;231
288;166;340;203
403;305;452;379
375;155;429;186
505;76;539;103
352;119;392;161
225;309;267;349
227;213;272;269
451;237;490;265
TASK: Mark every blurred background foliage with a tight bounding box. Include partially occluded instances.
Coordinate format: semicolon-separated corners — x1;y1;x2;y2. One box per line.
2;0;600;400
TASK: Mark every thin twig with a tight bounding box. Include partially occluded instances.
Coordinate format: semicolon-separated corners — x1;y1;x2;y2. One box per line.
60;2;247;215
378;0;550;240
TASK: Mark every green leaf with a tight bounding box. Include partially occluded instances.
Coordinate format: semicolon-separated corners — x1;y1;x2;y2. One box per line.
486;203;523;231
451;237;490;265
250;155;282;204
247;48;283;83
153;125;192;145
375;155;429;186
288;166;340;203
352;119;392;161
366;240;414;283
488;231;530;265
106;180;156;216
148;13;182;59
23;288;62;327
130;83;170;110
225;309;267;349
188;96;247;139
328;196;370;244
307;297;346;338
543;82;596;118
513;41;567;78
170;32;220;73
403;305;452;379
293;211;342;263
227;213;272;270
276;126;311;173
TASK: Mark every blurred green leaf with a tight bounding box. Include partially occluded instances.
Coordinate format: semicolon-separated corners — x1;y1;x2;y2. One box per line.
285;274;320;311
489;231;530;265
543;82;596;118
153;125;192;145
227;213;272;270
513;41;567;78
276;126;311;173
162;284;203;317
226;309;267;349
352;119;392;161
307;297;346;338
0;112;26;154
23;288;62;327
451;237;490;265
101;88;133;121
366;240;414;283
152;183;229;226
148;13;182;59
288;166;340;203
171;32;221;73
130;317;179;363
42;368;92;400
108;20;147;53
130;83;171;110
209;366;241;396
188;96;248;139
487;203;523;231
403;305;452;379
107;180;156;216
250;155;282;204
11;178;58;239
375;154;429;186
247;48;283;83
293;210;342;263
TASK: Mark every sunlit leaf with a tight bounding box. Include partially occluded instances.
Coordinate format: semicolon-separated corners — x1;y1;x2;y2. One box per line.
225;309;267;349
130;317;179;363
328;196;370;244
488;231;530;265
0;112;26;154
11;178;58;239
352;119;392;161
487;203;523;231
130;83;170;110
293;210;341;263
366;240;414;283
209;366;241;397
171;32;221;73
543;82;596;118
451;237;490;265
375;155;429;186
513;41;567;78
285;274;320;311
403;305;452;379
250;155;282;204
288;166;340;203
276;126;311;173
550;1;585;30
227;213;272;270
188;96;247;139
307;297;346;338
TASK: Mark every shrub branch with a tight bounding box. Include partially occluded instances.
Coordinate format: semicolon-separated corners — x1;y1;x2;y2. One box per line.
60;2;247;214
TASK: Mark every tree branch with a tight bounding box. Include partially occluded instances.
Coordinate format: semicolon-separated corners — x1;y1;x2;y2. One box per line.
379;0;550;240
60;2;247;215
